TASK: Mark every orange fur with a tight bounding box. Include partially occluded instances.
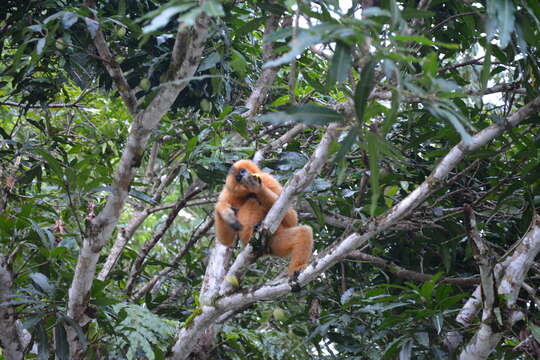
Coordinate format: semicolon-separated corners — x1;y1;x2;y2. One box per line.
214;159;313;275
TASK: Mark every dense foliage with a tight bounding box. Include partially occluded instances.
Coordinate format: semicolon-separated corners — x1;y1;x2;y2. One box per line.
1;0;540;359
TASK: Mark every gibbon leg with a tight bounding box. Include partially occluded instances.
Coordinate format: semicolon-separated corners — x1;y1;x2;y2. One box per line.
236;198;266;246
270;225;313;275
214;213;238;247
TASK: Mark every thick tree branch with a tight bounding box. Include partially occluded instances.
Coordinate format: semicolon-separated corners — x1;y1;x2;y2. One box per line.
458;205;501;360
464;204;497;312
497;214;540;311
0;254;24;360
264;123;342;234
459;216;540;359
456;259;510;326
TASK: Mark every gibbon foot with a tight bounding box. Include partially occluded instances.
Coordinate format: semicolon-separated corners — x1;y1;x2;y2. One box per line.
288;270;302;292
222;206;243;232
251;222;269;256
230;220;243;232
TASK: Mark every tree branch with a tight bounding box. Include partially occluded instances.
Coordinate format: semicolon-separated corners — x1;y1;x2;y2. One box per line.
148;198;216;214
0;86;97;109
347;250;479;286
459;215;540;359
84;0;138;115
96;210;149;281
497;214;540;313
0;254;24;360
253;123;307;165
368;83;525;103
458;205;501;360
243;13;284;119
464;204;497;311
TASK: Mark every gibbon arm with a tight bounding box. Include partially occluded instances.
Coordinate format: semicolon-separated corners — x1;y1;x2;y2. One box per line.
215;192;241;230
215;191;243;247
255;183;298;228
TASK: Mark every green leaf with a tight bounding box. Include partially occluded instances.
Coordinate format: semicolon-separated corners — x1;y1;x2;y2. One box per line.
232;117;249;139
264;30;322;68
425;103;473;145
327;42;352;86
362;7;392;18
29;272;54;296
401;9;435;19
185;135;198;156
198;52;221;72
143;5;193;33
23;313;45;330
29;219;55;248
225;275;239;288
486;0;515;48
513;22;528;55
36;323;49;360
257;104;343;126
201;0;224;17
129;189;159;205
230;49;248;77
420;273;442;300
237;18;265;37
264;27;293;43
36;38;46;55
84;18;99;39
55;321;70;360
276;152;308;171
392;35;459;49
422;52;438;76
306;198;325;225
381;89;400;134
366;132;380;216
529;322;540;342
286;104;343;124
62;11;79;29
341;288;355;305
264;23;355;68
354;60;377;125
334;126;359;164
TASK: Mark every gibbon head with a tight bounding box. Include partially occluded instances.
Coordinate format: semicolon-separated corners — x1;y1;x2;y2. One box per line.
226;159;262;195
